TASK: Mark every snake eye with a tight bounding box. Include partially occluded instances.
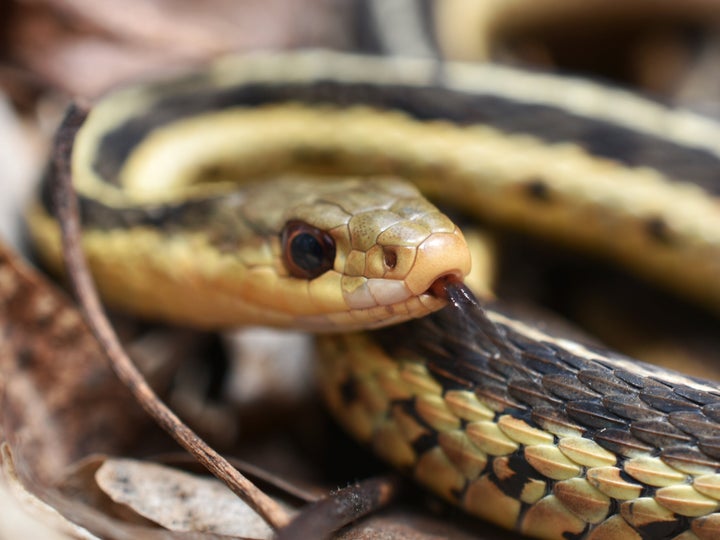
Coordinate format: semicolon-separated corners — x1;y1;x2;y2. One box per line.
281;220;336;279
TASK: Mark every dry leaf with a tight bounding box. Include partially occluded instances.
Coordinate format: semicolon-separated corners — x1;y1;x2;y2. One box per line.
0;444;96;540
0;241;148;483
95;458;292;538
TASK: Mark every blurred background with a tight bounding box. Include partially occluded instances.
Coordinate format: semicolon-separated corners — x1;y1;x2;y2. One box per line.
3;1;720;537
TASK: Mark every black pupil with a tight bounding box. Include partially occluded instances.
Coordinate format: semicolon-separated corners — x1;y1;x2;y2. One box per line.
291;233;326;273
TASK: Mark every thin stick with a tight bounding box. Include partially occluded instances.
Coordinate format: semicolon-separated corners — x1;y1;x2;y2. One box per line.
276;475;402;539
51;104;291;530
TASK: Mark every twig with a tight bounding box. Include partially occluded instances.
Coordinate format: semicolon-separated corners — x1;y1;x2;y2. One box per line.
51;104;291;530
276;475;402;540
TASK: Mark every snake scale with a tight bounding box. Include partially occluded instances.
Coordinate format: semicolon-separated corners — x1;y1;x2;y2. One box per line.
28;50;720;539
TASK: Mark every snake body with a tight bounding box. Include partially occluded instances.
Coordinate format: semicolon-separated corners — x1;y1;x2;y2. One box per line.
29;51;720;539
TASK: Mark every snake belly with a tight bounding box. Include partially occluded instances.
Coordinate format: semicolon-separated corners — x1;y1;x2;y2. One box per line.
28;51;720;539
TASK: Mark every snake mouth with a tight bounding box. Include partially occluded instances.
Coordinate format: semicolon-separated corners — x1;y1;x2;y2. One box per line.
428;272;466;301
343;268;467;314
306;275;461;332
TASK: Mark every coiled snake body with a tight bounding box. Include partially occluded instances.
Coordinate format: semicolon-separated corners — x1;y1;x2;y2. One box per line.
29;51;720;539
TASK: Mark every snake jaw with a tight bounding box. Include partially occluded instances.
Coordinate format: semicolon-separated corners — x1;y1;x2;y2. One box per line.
344;278;412;309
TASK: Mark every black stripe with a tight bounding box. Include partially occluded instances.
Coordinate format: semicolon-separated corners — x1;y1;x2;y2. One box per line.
92;78;720;195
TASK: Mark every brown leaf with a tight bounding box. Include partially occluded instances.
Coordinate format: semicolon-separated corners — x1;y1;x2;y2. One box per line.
95;458;292;537
335;510;508;540
0;444;92;539
0;241;148;483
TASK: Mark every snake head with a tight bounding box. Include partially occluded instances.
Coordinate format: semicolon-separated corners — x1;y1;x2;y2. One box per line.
273;177;471;331
49;175;470;331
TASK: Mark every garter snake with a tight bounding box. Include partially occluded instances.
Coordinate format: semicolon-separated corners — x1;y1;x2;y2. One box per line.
28;50;720;539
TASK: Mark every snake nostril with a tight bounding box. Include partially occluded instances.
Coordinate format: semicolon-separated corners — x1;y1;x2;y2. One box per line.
383;248;397;270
